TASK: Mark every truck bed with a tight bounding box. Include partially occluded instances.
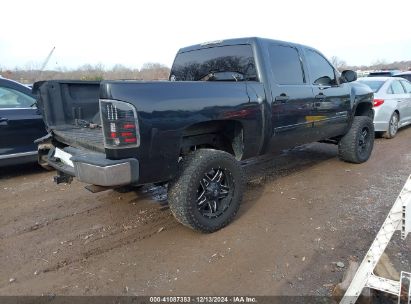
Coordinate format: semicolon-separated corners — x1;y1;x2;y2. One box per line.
33;80;104;152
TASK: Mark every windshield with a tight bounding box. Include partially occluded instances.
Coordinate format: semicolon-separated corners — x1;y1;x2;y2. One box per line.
357;80;385;93
170;44;258;81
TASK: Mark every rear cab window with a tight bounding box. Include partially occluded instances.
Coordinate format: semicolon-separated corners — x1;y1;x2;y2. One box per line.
170;44;258;82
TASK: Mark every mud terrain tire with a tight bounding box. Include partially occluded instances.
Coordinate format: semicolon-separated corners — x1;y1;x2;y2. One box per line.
168;149;244;233
338;116;374;163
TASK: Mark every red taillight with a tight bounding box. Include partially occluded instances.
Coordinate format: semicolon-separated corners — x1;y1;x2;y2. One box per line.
100;99;140;148
373;99;384;107
123;123;135;129
124;138;137;143
121;132;133;137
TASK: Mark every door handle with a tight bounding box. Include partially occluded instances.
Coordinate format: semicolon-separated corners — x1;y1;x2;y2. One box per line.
0;117;8;125
275;94;290;103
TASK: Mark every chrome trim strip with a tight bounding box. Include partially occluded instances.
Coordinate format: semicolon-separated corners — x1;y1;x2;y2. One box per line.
0;107;36;110
312;115;348;123
0;151;37;160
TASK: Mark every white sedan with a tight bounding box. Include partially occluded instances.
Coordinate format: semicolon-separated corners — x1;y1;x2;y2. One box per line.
357;77;411;138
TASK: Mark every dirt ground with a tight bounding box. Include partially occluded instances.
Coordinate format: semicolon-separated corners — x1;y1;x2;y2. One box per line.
1;127;411;297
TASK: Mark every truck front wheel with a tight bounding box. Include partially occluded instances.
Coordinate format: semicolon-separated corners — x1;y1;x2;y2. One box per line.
168;149;245;233
338;116;374;163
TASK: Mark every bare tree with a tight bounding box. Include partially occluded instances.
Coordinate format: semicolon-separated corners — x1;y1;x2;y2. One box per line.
371;59;388;70
140;62;169;80
330;56;347;71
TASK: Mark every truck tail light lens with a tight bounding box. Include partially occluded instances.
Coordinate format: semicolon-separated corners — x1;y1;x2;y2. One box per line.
373;99;384;107
99;99;140;148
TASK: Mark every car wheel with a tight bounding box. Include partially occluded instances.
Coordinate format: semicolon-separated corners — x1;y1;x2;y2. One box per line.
168;149;244;233
382;112;399;139
338;116;374;164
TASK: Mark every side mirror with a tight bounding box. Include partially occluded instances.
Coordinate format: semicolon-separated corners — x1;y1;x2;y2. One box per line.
341;70;357;83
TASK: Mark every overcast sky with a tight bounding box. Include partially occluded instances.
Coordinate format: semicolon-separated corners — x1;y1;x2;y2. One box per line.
1;0;410;70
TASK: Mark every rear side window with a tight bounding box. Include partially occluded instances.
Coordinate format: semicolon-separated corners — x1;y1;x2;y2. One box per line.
306;49;336;85
269;45;304;85
388;81;405;94
0;87;35;109
400;80;411;93
170;45;257;81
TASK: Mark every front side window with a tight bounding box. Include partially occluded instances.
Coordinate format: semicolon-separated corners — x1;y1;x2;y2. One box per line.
0;87;35;109
170;45;257;81
306;49;336;85
389;81;405;94
269;45;304;85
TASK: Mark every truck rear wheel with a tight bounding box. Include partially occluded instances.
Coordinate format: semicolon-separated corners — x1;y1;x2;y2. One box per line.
338;116;374;163
168;149;244;233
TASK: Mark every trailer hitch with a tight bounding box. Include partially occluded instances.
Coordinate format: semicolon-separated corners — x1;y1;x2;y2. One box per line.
53;171;73;184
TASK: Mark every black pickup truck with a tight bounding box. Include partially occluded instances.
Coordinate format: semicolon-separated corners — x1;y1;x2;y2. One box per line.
34;37;374;232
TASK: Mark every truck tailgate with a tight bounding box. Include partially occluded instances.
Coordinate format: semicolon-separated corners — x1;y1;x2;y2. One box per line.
53;127;104;153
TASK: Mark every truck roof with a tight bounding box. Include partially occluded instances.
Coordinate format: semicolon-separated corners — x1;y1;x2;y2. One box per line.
177;37;307;54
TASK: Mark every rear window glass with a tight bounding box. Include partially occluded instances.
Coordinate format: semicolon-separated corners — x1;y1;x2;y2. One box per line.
396;74;411;82
170;45;258;81
357;80;385;93
368;72;392;77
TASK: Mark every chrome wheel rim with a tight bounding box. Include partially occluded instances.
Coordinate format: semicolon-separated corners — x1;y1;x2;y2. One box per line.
390;113;399;136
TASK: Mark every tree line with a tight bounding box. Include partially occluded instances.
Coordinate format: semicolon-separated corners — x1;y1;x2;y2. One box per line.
2;58;410;84
330;56;411;72
0;63;170;84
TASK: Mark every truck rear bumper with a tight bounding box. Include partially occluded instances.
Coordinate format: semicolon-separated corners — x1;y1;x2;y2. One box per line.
47;147;139;187
74;161;134;186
